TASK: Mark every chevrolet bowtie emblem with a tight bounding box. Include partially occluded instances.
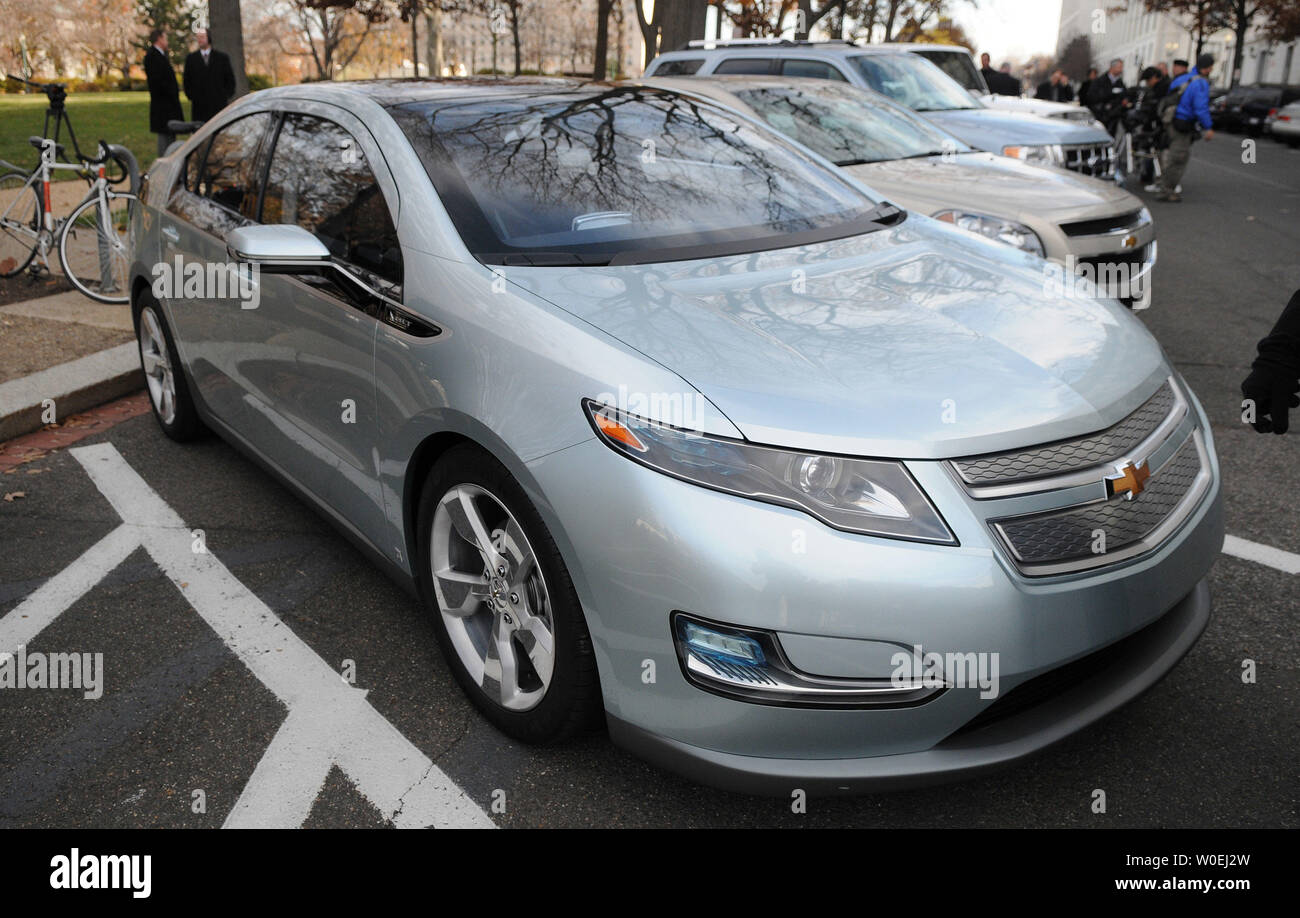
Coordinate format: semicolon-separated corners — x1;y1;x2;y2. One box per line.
1122;234;1139;248
1106;460;1151;500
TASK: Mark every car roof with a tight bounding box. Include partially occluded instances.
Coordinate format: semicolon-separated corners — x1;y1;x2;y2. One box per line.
645;73;888;107
654;41;909;60
876;43;972;54
245;76;596;109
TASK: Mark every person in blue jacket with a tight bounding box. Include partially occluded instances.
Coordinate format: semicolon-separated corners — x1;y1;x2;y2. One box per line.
1158;53;1216;202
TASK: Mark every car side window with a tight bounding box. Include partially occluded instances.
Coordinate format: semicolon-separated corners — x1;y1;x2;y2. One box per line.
166;114;270;235
715;58;775;75
655;58;705;76
198;113;273;218
261;113;402;290
780;60;848;82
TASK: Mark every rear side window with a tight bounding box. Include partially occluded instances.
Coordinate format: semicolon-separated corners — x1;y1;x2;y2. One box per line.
715;58;775;75
262;113;402;287
780;60;848;82
655;58;705;76
198;112;273;217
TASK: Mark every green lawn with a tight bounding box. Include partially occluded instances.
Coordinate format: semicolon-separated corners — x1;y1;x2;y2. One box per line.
0;91;155;181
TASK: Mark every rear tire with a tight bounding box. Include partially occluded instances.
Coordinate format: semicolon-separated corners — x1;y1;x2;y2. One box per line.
416;444;601;744
133;292;206;442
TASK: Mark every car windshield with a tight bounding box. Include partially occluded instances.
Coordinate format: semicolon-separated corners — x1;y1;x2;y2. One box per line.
849;54;981;112
914;49;986;94
733;83;971;165
386;86;887;265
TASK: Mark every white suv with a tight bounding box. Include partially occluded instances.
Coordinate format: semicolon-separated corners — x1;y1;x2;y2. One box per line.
646;40;1118;181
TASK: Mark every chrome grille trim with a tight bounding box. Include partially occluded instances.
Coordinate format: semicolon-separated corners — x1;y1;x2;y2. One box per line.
988;429;1211;577
950;378;1186;499
1061;141;1116;179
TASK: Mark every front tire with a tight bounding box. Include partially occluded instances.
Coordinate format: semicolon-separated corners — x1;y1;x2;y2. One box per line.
417;444;601;743
133;293;206;441
60;191;137;303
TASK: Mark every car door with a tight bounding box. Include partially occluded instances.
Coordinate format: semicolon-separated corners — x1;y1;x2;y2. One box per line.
223;106;401;546
159;111;275;426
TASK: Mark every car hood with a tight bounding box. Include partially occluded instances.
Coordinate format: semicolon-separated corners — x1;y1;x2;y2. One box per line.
923;108;1112;151
847;152;1139;225
502;220;1168;460
981;94;1092;120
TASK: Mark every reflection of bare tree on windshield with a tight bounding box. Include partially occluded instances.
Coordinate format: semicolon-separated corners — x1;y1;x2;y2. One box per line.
392;86;867;254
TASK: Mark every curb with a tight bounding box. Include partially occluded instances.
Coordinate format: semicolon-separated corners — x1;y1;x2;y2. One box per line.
0;343;143;441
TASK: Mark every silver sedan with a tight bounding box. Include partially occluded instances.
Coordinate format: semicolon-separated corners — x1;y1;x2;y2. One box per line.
127;79;1222;793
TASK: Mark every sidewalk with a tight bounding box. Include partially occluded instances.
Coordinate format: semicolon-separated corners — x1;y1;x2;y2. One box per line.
0;287;142;442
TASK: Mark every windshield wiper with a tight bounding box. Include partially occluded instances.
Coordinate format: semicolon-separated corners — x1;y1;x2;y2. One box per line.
863;201;905;225
833;157;882;166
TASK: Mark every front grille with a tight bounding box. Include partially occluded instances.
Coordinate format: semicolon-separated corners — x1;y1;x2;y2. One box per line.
953;382;1175;487
1060;210;1144;237
1062;142;1115;178
993;435;1202;567
1075;245;1150;274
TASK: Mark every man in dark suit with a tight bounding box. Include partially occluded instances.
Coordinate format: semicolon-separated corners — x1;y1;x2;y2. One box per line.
144;29;183;156
1035;69;1075;103
183;28;236;123
1088;58;1131;136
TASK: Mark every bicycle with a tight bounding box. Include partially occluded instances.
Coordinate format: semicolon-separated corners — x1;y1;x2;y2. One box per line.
0;74;141;303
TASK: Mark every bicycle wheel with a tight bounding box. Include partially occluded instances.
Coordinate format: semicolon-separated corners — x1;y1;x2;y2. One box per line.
59;189;138;303
0;172;41;278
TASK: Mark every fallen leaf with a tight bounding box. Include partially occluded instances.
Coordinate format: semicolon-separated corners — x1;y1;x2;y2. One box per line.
3;491;26;501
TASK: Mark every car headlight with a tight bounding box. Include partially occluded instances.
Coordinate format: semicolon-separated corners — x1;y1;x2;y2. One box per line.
1001;143;1064;166
932;210;1045;256
583;400;955;544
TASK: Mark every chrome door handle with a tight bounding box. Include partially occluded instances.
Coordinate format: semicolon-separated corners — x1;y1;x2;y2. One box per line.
161;225;180;245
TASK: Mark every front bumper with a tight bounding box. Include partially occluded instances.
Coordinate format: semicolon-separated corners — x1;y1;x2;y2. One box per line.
610;578;1210;795
525;389;1222;792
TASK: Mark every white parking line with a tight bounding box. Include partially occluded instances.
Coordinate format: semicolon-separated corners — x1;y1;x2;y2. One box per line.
0;443;494;829
1222;534;1300;574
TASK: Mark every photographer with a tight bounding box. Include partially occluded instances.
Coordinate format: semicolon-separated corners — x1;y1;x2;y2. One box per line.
1157;53;1215;202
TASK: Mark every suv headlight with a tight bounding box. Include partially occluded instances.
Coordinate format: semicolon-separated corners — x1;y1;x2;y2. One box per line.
583;400;955;544
932;210;1045;256
1001;143;1064;166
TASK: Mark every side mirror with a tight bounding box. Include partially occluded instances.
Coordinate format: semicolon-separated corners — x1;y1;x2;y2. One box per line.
227;224;330;274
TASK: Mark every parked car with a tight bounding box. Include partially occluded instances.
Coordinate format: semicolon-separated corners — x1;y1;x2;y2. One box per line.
1212;85;1300;134
646;75;1155;306
1266;99;1300;146
645;40;1120;181
880;42;1102;124
129;79;1222;793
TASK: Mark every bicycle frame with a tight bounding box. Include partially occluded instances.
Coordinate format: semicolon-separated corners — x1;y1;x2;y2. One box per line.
1;138;124;276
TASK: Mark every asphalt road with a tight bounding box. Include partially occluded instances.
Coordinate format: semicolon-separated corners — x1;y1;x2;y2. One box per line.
1;133;1297;829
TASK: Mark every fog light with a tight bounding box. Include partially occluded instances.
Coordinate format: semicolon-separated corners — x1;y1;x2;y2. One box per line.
680;620;766;665
671;613;944;709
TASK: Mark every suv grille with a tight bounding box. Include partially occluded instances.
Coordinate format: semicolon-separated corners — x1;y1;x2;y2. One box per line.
1062;141;1115;178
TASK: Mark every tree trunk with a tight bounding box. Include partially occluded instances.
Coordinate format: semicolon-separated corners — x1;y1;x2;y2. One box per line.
208;0;248;97
411;12;420;76
425;7;443;77
594;0;613;79
511;5;522;75
658;0;708;55
635;0;659;69
1231;0;1249;88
